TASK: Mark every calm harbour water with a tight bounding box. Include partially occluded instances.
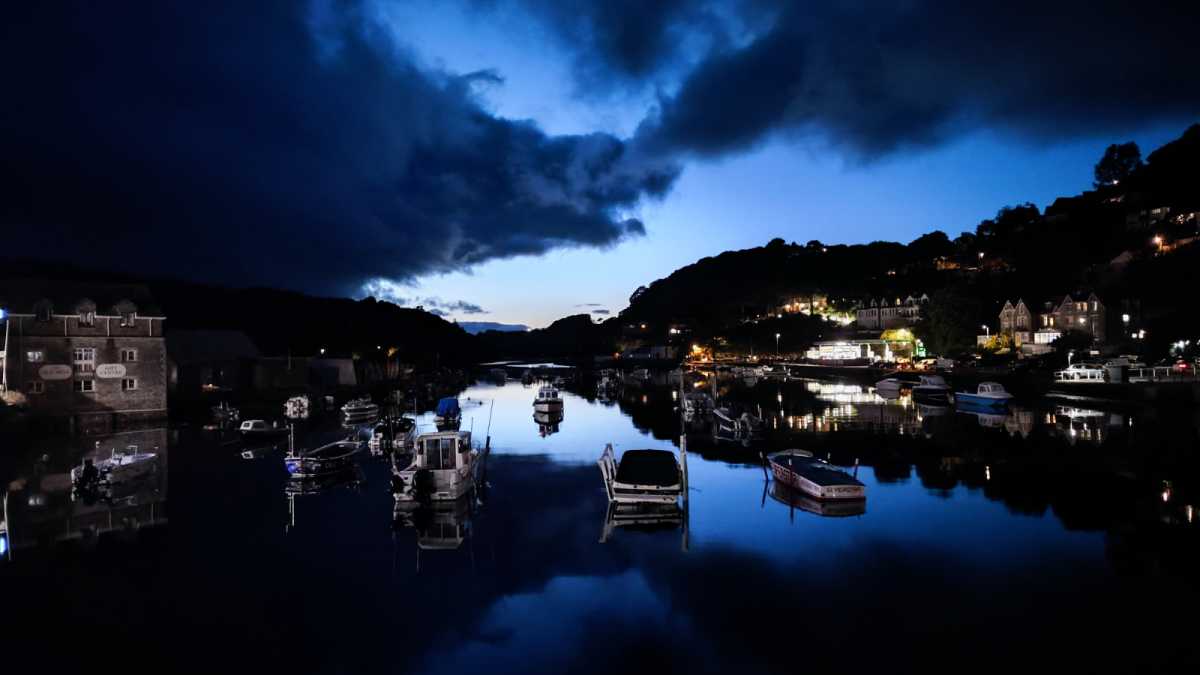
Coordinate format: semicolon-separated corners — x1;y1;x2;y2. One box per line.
3;376;1200;673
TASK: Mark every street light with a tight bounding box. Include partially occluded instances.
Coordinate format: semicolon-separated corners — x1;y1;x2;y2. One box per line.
982;325;990;338
319;348;326;355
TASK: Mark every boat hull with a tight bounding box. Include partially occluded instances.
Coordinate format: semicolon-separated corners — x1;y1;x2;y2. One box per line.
533;400;563;413
956;393;1011;409
393;467;476;502
769;459;865;501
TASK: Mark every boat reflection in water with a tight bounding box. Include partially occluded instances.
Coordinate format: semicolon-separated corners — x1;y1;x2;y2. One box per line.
284;466;366;533
600;501;689;550
766;481;867;519
1047;406;1125;445
392;491;482;572
534;410;563;437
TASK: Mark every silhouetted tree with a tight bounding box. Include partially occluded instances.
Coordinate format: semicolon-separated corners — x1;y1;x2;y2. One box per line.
1094;142;1142;187
915;289;981;356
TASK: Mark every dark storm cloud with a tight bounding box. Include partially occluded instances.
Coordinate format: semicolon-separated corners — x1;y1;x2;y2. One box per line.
0;1;679;295
505;0;1200;157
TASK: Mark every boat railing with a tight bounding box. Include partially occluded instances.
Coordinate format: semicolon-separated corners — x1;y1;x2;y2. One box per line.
1128;366;1199;382
1053;367;1106;382
597;444;617;501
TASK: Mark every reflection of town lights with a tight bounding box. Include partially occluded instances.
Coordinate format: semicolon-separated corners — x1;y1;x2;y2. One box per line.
1162;486;1172;503
1186;505;1194;523
985;465;991;481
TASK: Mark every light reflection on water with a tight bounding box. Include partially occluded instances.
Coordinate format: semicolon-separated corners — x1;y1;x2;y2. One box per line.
1;377;1199;673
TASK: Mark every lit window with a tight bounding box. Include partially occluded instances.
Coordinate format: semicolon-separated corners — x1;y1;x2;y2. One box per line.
79;311;95;327
74;379;95;393
26;351;44;363
1078;317;1086;325
120;348;138;362
121;378;138;391
29;381;44;395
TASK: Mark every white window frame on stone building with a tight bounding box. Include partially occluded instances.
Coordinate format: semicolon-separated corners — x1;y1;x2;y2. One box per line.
120;348;138;362
74;379;95;393
29;381;44;394
27;350;44;363
121;378;138;391
73;347;96;373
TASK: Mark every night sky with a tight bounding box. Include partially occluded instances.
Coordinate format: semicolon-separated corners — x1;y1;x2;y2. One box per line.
3;1;1198;326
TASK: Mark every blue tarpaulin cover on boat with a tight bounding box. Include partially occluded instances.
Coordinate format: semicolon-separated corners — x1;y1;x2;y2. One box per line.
435;397;460;417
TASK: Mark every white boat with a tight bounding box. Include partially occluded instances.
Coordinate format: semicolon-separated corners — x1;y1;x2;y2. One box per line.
598;444;685;505
1054;363;1106;382
392;430;483;502
284;439;361;478
534;410;563;436
341;397;379;421
955;381;1013;409
72;449;159;490
239;419;288;439
874;371;923;393
912;375;951;402
367;417;417;454
533;385;564;413
767;449;865;501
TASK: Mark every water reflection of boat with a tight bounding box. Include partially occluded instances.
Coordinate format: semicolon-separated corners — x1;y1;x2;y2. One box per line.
682;392;713;420
393;492;474;551
957;408;1008;428
713;407;764;437
767;450;865;500
534;410;563;436
598;445;686;505
392;430;484;503
768;481;866;518
599;501;688;549
284;466;365;497
912;375;952;403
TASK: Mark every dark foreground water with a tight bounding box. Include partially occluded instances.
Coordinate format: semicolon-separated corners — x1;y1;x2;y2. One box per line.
3;377;1200;673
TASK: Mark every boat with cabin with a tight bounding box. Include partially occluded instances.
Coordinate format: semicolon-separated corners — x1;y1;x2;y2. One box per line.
766;449;865;501
597;444;685;505
238;419;288;439
874;371;923;394
912;375;952;403
341;397;379;423
392;430;483;503
534;410;563;436
1054;362;1106;382
955;381;1013;409
533;385;564;413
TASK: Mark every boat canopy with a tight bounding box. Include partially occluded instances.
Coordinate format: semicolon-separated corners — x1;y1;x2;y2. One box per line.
435;397;460;417
614;450;679;486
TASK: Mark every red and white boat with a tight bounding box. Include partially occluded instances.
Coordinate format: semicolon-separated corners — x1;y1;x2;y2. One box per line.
767;449;865;501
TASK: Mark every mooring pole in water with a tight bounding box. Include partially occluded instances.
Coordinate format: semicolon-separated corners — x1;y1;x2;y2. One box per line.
854;457;860;478
681;431;690;554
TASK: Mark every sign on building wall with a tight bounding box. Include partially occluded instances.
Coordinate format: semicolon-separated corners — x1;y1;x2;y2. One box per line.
95;364;127;379
38;365;72;380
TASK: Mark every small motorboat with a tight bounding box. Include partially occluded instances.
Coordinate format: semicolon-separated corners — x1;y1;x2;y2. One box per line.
392;430;483;502
284;439;361;478
341;397;379;422
71;449;159;490
766;449;865;501
368;416;417;455
955;381;1013;409
433;397;461;429
912;375;952;403
713;406;764;436
533;385;564;413
874;371;923;394
597;445;685;505
238;419;288;439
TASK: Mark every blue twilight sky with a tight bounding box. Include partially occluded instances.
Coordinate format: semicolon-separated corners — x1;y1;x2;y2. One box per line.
378;1;1186;327
4;1;1198;328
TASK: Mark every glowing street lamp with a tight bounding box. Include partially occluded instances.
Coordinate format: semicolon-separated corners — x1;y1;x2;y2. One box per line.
982;325;990;338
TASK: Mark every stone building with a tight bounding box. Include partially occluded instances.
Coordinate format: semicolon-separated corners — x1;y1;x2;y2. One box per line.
0;281;167;433
857;294;929;330
1039;293;1107;344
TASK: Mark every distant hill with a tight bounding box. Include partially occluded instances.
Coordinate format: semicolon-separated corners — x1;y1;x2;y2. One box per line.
458;321;529;335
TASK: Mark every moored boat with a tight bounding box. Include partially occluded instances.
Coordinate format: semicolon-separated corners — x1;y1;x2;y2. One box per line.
284;439;361;478
392;430;482;502
341;397;379;422
598;444;685;505
874;371;922;394
955;381;1013;409
239;419;288;439
72;449;159;491
532;385;564;413
367;416;417;455
912;375;952;403
769;481;866;517
767;449;865;501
